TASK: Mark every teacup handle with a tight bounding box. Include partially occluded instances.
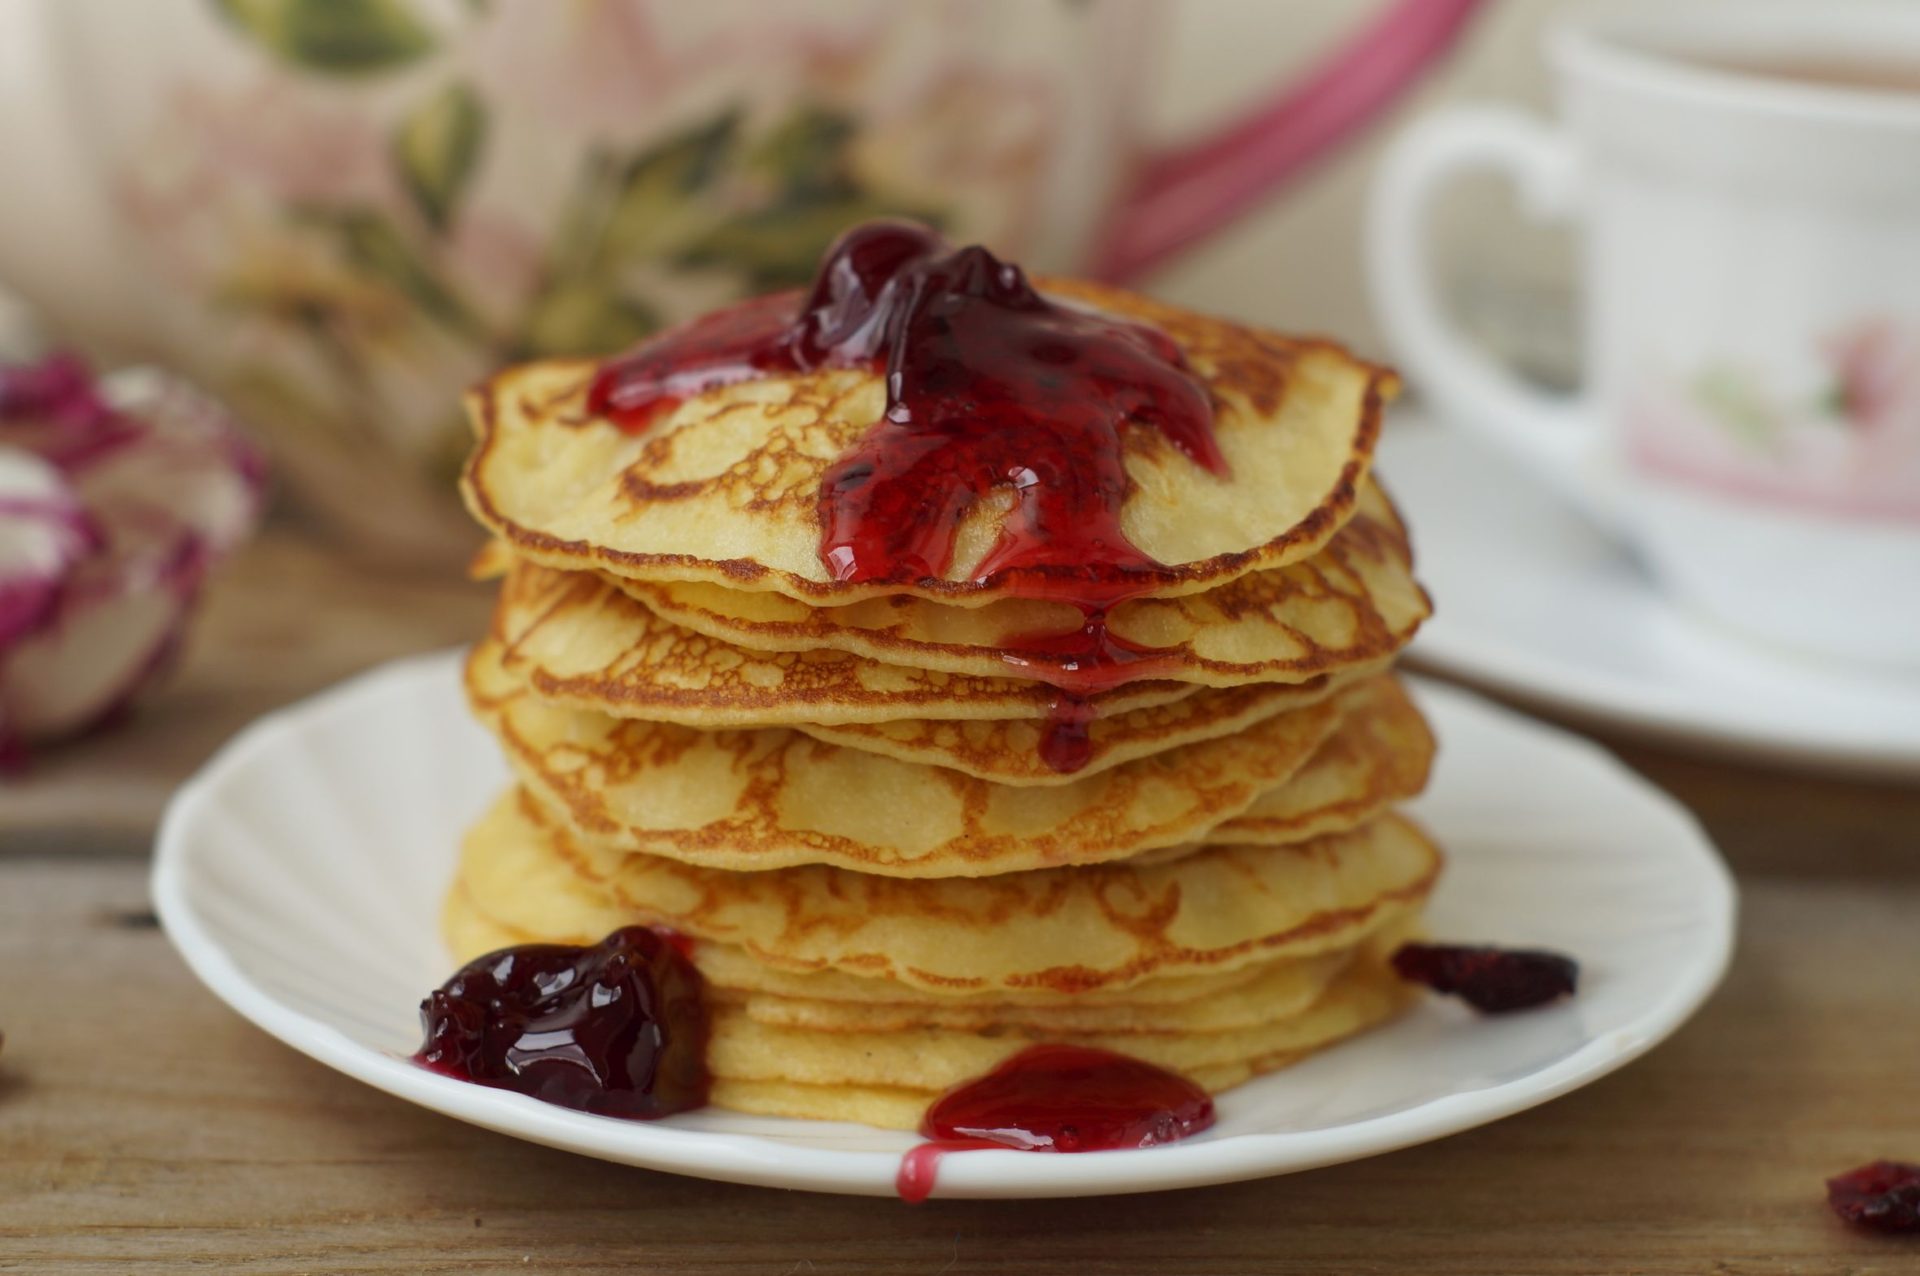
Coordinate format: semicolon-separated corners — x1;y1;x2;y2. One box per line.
1091;0;1491;282
1367;106;1602;509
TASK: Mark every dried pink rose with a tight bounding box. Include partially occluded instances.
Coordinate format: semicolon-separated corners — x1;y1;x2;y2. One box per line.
0;354;265;763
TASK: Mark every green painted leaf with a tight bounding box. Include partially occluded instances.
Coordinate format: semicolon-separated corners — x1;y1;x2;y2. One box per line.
396;81;486;233
679;196;946;291
1816;380;1852;421
622;110;740;194
747;105;860;194
212;0;434;74
292;206;485;338
515;282;658;360
1691;364;1779;450
599;111;744;262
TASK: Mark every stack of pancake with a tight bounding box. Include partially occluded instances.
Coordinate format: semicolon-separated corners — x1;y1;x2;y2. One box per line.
450;278;1440;1130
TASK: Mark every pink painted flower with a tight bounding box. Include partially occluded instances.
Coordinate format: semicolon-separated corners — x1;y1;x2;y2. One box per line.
1824;315;1920;438
0;354;264;763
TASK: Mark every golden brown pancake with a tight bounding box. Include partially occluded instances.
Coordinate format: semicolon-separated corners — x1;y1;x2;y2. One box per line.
486;557;1207;727
716;949;1356;1035
786;678;1345;785
445;873;1415;1033
462;277;1395;606
610;479;1429;689
466;637;1430;875
705;960;1414;1130
1220;676;1436;845
452;786;1442;994
704;957;1415;1092
444;877;1345;1010
445;877;1416;1131
484;557;1361;783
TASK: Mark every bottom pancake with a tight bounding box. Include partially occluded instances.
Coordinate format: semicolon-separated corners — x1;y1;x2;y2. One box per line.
444;856;1422;1131
708;962;1411;1131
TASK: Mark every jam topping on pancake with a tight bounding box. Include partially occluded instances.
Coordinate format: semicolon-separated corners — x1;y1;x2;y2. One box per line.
591;220;1233;768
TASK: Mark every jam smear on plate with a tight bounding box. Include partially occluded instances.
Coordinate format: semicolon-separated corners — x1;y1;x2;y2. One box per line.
414;926;709;1119
895;1044;1216;1202
1391;942;1578;1014
588;219;1230;772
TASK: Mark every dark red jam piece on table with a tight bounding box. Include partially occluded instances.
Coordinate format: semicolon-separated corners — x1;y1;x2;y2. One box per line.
1827;1160;1920;1233
588;219;1231;772
414;926;709;1119
1391;942;1578;1014
895;1044;1216;1202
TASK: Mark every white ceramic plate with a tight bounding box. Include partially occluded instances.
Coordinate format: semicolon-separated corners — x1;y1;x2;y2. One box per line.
1381;418;1920;777
152;652;1734;1199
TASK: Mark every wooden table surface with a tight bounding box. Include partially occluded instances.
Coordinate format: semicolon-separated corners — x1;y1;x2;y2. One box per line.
3;528;1918;1275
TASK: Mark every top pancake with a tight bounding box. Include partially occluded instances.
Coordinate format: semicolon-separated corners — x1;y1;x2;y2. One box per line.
463;278;1394;607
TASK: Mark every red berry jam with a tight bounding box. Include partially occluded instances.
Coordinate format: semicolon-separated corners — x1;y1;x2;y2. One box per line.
588;219;1231;772
895;1044;1216;1202
1827;1160;1920;1233
414;926;709;1119
1391;942;1578;1014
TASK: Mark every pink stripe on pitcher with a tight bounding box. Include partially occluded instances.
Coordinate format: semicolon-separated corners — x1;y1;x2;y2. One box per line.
1092;0;1489;283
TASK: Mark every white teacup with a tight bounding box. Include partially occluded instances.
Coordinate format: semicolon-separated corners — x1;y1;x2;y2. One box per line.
1370;0;1920;670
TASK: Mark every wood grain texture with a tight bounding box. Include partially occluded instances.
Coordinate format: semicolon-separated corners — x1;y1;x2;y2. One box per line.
2;527;1918;1274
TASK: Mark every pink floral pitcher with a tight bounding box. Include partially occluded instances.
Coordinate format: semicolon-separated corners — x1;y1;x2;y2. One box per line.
0;0;1484;561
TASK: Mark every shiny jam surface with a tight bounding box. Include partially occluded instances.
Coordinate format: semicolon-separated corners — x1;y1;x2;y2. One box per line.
589;219;1231;769
895;1044;1217;1202
414;926;709;1119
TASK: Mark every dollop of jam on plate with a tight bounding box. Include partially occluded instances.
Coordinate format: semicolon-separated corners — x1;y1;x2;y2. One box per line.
413;926;709;1120
589;219;1231;771
895;1044;1217;1202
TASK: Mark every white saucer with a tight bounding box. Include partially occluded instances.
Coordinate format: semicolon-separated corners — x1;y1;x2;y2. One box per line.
152;652;1733;1199
1379;418;1920;776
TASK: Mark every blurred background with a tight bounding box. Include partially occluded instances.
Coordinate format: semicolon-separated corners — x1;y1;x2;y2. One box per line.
0;0;1567;564
5;0;1918;809
1158;0;1571;378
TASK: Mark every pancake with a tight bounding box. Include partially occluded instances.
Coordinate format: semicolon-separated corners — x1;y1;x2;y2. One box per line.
719;949;1354;1035
446;875;1416;1132
705;956;1414;1092
789;678;1344;785
611;479;1428;690
462;277;1395;606
446;875;1414;1033
708;961;1413;1131
453;786;1442;994
445;877;1340;1010
468;635;1408;875
489;557;1207;727
1219;676;1436;845
1117;674;1435;862
486;560;1347;781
